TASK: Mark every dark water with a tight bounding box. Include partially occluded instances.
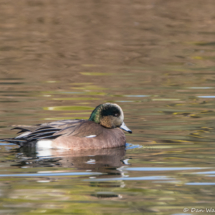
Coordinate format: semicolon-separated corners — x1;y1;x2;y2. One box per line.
0;1;215;214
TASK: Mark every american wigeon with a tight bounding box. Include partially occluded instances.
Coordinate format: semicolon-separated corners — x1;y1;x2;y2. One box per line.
3;103;132;150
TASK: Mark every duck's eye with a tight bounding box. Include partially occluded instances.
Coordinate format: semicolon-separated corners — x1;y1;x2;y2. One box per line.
114;113;119;117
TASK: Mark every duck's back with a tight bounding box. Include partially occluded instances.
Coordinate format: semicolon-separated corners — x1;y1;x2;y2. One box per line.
8;119;86;146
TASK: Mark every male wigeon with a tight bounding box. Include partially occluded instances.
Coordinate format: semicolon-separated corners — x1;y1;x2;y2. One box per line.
3;103;132;150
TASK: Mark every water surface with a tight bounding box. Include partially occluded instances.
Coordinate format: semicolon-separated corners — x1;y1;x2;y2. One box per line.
0;1;215;214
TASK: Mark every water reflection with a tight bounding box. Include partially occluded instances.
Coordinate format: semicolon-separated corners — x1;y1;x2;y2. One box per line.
15;146;126;174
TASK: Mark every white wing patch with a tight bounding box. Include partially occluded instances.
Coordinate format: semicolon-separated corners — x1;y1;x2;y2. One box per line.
85;159;96;164
85;135;96;138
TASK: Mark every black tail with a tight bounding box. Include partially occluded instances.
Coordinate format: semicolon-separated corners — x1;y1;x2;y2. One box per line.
0;138;27;146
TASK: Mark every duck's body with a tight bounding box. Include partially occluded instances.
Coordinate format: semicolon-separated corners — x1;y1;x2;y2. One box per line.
3;103;132;150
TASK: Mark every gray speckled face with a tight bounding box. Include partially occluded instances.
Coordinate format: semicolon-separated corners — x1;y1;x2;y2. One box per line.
112;103;124;123
111;104;132;133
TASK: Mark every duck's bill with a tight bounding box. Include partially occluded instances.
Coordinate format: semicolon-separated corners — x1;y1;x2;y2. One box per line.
120;122;132;134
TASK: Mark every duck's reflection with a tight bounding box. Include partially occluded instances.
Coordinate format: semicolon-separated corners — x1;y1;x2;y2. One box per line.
12;146;129;199
15;145;127;173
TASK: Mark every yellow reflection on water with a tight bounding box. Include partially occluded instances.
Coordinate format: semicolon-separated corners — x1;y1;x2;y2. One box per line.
53;97;99;101
80;72;111;76
43;106;93;111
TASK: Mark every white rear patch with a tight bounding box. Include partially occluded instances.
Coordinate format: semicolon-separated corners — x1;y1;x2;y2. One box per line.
37;140;53;149
85;135;96;138
36;140;53;157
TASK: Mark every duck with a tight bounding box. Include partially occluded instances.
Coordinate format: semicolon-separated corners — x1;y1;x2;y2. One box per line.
3;103;132;150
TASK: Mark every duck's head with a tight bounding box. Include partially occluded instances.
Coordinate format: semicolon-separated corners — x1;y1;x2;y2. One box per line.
89;103;132;133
